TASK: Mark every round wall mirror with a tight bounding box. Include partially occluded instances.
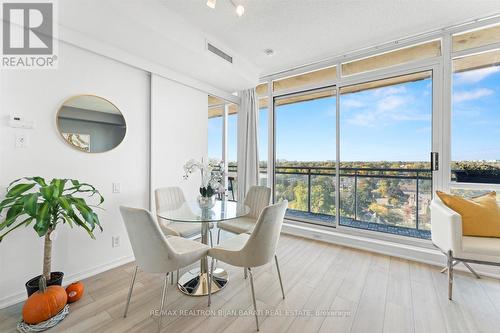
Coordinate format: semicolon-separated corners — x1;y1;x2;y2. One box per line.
57;95;126;153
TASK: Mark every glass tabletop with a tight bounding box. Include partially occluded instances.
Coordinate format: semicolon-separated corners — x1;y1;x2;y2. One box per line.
158;199;250;223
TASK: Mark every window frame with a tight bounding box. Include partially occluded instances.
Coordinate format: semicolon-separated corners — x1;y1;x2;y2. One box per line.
256;17;500;246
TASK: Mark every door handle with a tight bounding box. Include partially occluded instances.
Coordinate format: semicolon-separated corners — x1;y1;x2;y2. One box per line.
431;152;439;171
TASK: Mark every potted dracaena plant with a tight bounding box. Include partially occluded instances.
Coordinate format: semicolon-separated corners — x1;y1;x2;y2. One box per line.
0;177;103;296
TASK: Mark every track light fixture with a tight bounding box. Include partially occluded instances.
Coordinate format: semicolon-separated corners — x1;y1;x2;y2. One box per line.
235;4;245;17
206;0;216;9
206;0;245;17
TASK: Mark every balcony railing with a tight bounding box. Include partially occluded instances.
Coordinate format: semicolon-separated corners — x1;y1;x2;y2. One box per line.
227;164;432;239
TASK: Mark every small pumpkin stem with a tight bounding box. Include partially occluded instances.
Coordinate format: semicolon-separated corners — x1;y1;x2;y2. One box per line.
38;275;47;293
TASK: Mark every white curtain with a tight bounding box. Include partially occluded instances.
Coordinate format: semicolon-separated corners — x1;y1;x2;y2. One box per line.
237;88;259;203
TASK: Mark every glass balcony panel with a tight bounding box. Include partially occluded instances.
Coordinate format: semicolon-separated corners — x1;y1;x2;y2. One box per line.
275;172;309;212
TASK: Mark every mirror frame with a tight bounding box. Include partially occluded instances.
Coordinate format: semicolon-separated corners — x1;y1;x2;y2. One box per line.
56;94;126;154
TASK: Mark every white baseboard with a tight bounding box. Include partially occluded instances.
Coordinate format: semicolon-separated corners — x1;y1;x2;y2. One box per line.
0;255;135;310
282;222;500;280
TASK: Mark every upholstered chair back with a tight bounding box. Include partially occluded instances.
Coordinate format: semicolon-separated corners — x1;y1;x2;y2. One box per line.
244;186;272;219
242;200;288;267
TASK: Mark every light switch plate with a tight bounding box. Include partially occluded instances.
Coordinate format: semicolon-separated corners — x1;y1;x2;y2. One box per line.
112;183;121;193
112;236;120;248
15;133;28;148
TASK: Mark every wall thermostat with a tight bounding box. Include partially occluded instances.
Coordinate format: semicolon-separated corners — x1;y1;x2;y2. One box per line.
8;114;35;129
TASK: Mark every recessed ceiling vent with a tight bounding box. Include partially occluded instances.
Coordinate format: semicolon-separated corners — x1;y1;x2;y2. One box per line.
207;42;233;64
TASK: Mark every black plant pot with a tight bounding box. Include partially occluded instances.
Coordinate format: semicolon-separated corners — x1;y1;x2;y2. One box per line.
455;170;500;184
25;271;64;297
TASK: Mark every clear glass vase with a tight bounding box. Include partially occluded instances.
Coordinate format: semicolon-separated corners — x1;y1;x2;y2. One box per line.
197;195;216;210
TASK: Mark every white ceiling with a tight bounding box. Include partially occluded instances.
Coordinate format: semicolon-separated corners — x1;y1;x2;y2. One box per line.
59;1;500;92
161;0;500;76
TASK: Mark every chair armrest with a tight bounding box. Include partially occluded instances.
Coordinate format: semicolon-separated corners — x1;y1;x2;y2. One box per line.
430;198;462;254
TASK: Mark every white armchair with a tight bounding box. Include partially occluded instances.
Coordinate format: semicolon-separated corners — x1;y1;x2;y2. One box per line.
430;196;500;300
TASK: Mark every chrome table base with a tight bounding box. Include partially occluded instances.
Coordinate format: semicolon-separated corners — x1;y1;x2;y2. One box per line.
178;267;228;296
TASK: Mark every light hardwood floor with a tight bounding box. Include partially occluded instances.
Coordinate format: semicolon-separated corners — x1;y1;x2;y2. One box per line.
2;234;500;333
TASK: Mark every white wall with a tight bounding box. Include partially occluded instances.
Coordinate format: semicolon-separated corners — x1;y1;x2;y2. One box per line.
150;74;208;209
0;42;150;307
0;42;212;308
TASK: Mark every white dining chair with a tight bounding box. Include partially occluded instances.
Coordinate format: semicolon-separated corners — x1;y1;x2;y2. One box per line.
217;186;271;243
119;206;210;331
155;186;207;239
208;200;288;331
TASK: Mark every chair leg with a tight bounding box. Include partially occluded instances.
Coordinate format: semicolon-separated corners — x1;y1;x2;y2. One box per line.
447;250;454;300
158;273;169;331
170;271;174;285
275;255;285;299
462;262;481;279
247;268;259;331
217;228;221;245
177;269;180;284
123;265;138;318
209;229;214;247
208;257;215;307
244;267;248;279
440;260;458;273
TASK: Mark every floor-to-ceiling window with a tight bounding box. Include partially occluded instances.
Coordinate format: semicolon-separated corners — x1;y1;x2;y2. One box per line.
208;95;224;165
257;83;269;186
226;104;238;200
339;72;433;238
269;41;442;239
450;25;500;198
249;21;500;241
274;89;337;224
207;96;239;200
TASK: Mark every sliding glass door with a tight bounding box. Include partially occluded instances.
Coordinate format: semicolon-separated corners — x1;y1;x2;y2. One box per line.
274;88;337;225
271;69;437;238
338;71;434;238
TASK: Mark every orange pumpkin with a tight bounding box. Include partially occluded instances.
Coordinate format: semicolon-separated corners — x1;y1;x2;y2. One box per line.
65;281;84;303
22;276;67;324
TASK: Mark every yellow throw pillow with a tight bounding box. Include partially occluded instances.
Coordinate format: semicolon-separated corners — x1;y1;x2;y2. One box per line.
436;191;500;237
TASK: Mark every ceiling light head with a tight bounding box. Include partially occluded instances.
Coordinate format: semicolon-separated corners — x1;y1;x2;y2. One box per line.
235;4;245;17
206;0;216;9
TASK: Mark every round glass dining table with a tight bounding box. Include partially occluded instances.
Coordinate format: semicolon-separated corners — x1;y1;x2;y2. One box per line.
158;199;250;296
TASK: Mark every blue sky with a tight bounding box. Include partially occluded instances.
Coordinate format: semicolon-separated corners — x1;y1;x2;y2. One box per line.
452;66;500;162
209;65;500;163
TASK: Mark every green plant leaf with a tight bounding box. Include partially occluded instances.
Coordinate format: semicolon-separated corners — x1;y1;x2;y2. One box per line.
72;201;95;229
0;217;33;242
51;178;67;197
4;203;24;227
69;212;95;239
40;185;55;201
23;193;39;217
60;212;74;228
34;201;51;236
0;197;17;208
6;183;35;198
58;196;73;214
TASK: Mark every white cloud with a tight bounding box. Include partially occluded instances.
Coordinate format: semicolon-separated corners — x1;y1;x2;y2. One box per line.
373;85;407;96
454;66;500;85
377;95;406;111
453;88;494;103
344;80;432;127
342;99;365;108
